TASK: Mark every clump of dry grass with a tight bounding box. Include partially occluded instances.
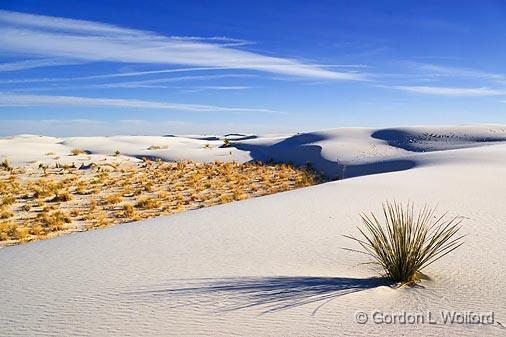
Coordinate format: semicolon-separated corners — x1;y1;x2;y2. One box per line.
14;226;30;240
76;180;93;195
147;145;168;150
50;190;73;202
105;193;123;205
136;196;161;209
345;201;465;284
121;202;140;221
93;210;110;228
0;207;14;219
1;159;13;171
70;148;86;156
221;139;231;148
33;178;60;198
69;208;81;217
1;195;16;206
0;221;17;241
36;208;72;231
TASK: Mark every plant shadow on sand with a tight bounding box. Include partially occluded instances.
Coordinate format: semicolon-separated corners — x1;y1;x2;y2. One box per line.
126;276;392;315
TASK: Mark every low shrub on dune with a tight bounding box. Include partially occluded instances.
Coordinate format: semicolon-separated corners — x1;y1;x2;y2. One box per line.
0;208;13;219
70;148;86;156
345;201;464;284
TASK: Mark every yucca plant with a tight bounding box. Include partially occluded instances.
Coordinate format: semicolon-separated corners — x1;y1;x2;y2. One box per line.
345;201;464;284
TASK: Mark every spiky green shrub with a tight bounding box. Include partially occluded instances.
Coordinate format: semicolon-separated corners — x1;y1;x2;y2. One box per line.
345;201;464;284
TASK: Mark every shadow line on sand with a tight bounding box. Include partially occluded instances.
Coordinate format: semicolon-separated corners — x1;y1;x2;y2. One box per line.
371;128;506;152
126;276;392;315
232;133;415;178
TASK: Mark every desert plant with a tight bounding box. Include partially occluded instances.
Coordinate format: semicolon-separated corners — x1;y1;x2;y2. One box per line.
94;210;110;227
70;148;86;156
1;195;16;206
33;178;60;198
105;193;123;205
147;145;167;150
221;139;231;148
136;196;161;209
37;209;71;231
1;159;13;171
89;198;98;212
30;224;44;236
344;201;464;284
76;180;93;195
122;203;135;216
69;208;81;217
0;221;17;240
0;206;14;219
50;190;73;202
15;226;30;240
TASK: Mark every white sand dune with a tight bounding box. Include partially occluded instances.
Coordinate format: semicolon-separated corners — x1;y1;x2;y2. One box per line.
1;125;506;336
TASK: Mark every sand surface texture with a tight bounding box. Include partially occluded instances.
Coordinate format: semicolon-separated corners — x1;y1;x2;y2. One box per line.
1;125;506;336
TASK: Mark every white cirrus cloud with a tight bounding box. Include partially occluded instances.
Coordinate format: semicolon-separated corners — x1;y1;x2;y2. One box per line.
0;10;363;80
391;85;506;96
90;74;256;88
0;92;282;114
410;63;505;81
0;58;84;72
0;67;239;84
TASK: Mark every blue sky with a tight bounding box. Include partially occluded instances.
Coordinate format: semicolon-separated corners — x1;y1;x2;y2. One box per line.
0;0;505;135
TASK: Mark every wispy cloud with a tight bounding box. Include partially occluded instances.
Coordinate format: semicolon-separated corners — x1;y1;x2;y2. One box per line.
0;10;363;80
0;92;281;113
0;58;84;72
90;74;255;88
391;85;506;96
410;63;505;81
177;86;251;93
168;36;253;47
0;67;240;84
0;65;369;84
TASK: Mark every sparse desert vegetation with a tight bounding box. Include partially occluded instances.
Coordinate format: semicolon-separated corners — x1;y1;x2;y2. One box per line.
147;144;168;150
70;148;87;156
0;158;323;246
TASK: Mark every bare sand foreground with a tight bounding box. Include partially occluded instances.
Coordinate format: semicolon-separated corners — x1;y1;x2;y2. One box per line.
1;125;506;336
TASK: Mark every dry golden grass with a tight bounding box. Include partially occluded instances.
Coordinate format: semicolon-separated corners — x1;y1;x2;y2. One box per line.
1;159;12;171
0;159;323;246
0;207;14;219
50;190;73;202
0;221;17;241
147;145;168;150
105;193;123;205
37;208;72;231
70;148;86;156
136;196;161;209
